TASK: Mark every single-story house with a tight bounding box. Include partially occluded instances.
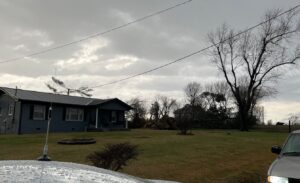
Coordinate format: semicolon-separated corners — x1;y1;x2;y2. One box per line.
0;87;132;134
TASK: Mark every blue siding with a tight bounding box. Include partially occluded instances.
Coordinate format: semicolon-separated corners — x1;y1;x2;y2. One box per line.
20;102;89;134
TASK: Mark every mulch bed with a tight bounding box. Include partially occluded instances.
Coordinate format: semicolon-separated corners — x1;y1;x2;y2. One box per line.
57;138;96;145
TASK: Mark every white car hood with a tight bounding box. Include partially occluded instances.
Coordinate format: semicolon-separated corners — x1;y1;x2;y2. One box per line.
268;156;300;179
0;160;180;183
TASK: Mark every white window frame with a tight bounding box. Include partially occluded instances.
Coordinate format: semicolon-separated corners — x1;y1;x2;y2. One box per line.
33;105;46;120
111;111;117;123
8;104;14;116
66;108;84;121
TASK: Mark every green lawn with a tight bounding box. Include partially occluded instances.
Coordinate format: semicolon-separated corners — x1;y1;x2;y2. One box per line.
0;129;288;183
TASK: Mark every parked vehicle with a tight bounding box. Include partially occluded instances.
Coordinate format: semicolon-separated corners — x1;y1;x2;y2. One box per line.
267;130;300;182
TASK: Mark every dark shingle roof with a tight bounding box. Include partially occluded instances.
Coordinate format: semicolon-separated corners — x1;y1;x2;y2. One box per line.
0;87;113;106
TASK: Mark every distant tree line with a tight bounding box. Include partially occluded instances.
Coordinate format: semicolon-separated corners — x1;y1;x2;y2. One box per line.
126;80;264;134
126;95;179;130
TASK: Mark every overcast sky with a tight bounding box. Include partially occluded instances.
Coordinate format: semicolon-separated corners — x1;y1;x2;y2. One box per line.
0;0;299;122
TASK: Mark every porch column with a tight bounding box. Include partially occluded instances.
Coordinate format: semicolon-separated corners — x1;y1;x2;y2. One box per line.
95;108;98;129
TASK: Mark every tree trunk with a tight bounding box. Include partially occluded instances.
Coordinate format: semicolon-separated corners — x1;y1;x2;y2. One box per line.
238;105;249;131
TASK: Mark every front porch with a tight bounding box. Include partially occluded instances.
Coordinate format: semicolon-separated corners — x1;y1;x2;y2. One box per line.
87;108;128;130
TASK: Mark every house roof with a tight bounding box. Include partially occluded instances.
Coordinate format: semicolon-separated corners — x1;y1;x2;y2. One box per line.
0;87;131;109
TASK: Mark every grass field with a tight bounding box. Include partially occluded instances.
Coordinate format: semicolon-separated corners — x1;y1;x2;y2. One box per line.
0;129;289;183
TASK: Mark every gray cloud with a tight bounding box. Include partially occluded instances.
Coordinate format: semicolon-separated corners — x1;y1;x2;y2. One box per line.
0;0;299;121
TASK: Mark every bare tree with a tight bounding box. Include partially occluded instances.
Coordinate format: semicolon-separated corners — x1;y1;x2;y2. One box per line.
289;115;299;124
154;95;178;130
127;98;147;128
288;114;299;132
208;9;300;131
184;82;202;107
200;92;226;112
149;100;160;122
184;82;202;122
46;77;93;97
159;95;177;117
205;81;231;110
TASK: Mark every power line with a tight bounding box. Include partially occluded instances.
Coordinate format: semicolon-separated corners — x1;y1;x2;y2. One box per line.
90;4;300;89
0;0;193;64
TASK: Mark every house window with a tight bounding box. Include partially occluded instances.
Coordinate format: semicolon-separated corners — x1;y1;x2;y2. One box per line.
111;111;117;123
66;108;84;121
8;104;14;116
0;107;2;116
33;105;46;120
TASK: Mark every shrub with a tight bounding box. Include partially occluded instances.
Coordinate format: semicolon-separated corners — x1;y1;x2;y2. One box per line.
128;115;146;128
176;118;193;135
174;107;193;135
87;142;138;171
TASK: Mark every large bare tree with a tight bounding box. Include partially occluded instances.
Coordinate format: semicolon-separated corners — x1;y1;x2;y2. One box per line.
208;9;300;131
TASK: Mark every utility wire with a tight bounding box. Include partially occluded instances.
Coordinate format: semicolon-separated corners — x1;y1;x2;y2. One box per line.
90;4;300;89
0;0;192;64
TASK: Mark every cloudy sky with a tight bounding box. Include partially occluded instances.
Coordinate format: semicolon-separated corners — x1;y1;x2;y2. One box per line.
0;0;299;122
